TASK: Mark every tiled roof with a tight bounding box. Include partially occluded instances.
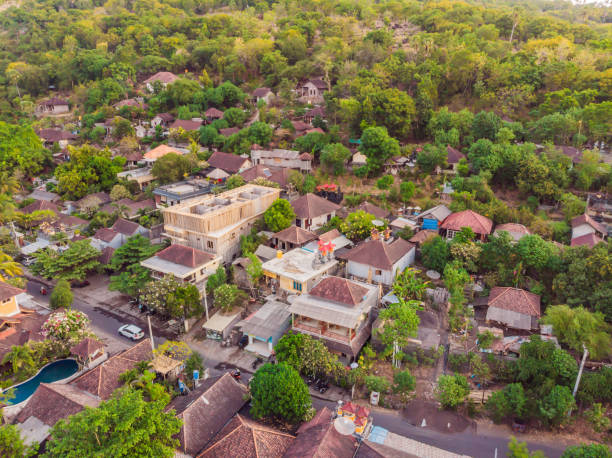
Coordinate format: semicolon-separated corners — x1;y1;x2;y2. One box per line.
93;228;119;243
240;165;290;188
170;119;202;131
219;127;240;137
37;129;77;142
208;151;250;174
205;108;224;118
0;313;46;361
143;144;183;160
494;223;530;235
143;71;178;84
305;106;326;118
167;373;248;456
0;281;24;302
41;97;69;106
306;78;327;89
252;87;272;97
446;145;465;164
284;407;356;458
70;339;152;400
98;246;115;265
273;225;317;245
291;193;340;219
155;112;174;122
440;209;493;235
197;414;294;458
409;229;438;245
291;120;310;132
353;202;390;220
310;276;369;307
156;244;215;268
75;192;111;207
570;232;604;248
70;337;105;360
15;383;100;427
319;229;341;242
111;218;140;236
299;152;313;160
20;200;59;215
341;238;414;270
487;287;541;317
571;213;607;235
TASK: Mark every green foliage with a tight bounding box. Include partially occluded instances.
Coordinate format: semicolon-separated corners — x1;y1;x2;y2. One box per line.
584;403;611;433
320;143;351;175
486;383;526;422
184;352;205;383
0;423;37;458
376;175;394;190
542;305;611;361
225;174;245;190
264;198;295;232
435;374;470;409
0;122;50;178
249;363;312;424
213;284;246;313
365;375;391;394
31;240;100;282
399;181;415;203
360;126;400;176
166;283;203;320
417;144;447;173
538;385;575;427
50;279;73;310
43;388;181;458
507;437;547;458
110;184;132;201
393;370;416;395
561;444;612;458
108;235;160;297
206;266;227;293
339;210;375;242
421;236;449;272
393;267;429;301
151;153;193;184
376;299;421;350
2;344;36;376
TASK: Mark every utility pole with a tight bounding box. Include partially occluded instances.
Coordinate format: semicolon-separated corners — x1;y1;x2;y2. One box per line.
203;281;209;322
569;344;588;417
147;314;155;352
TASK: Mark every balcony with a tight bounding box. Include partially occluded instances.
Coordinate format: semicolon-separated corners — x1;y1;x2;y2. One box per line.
293;321;355;344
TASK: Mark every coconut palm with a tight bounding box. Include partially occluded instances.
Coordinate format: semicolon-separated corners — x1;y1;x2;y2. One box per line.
0;171;19;195
2;344;35;375
0;249;22;281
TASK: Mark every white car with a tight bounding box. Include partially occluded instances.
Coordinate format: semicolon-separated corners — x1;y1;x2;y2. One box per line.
118;324;145;341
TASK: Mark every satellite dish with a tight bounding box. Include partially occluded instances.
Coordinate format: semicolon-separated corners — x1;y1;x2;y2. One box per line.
334;416;356;436
372;219;384;227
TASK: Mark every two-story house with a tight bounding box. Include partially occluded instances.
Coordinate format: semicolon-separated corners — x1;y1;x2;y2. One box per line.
289;276;379;363
250;148;312;173
571;213;608;248
291;193;340;231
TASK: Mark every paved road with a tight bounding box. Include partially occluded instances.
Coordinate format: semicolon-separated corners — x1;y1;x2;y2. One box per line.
26;280;162;354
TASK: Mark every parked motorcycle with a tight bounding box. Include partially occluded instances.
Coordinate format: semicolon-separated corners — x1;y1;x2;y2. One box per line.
252;357;263;370
231;369;241;381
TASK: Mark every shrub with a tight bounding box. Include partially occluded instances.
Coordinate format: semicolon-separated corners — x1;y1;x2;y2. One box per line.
435;374;470;409
364;375;391;394
393;370;416;394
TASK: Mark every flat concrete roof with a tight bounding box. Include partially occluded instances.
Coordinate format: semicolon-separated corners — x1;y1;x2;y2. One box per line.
262;248;338;283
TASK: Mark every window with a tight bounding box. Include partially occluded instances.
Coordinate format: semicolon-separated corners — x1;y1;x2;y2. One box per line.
327;214;331;221
375;269;382;275
207;241;214;249
292;281;302;292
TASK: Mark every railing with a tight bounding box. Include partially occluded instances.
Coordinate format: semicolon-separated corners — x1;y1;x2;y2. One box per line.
293;322;352;344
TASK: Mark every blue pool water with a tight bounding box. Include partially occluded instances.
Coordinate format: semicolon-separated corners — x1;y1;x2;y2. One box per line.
5;359;79;405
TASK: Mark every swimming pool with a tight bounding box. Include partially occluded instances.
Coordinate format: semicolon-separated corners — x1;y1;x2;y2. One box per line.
4;359;79;405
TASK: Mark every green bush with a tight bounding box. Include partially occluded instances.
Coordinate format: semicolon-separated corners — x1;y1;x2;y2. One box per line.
364;375;391;394
393;370;416;394
435;374;470;409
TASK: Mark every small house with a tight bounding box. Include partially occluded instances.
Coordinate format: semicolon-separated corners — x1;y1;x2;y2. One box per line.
70;337;107;370
493;223;531;243
0;281;24;318
351;151;367;169
117;167;155;191
303;106;326;125
204;107;224;123
36;97;69;115
36;129;77;149
439;209;492;241
446;145;465;173
291;193;340;230
238;300;291;357
251;87;274;104
219;127;240;137
299;78;327;104
240;165;291;189
341;237;415;286
271;225;317;251
91;228;122;250
202;310;242;341
143;144;184;163
169;119;202;132
111;218;148;243
485;287;541;331
351;201;391;220
415;204;452;231
207;151;252;174
151;112;174;128
250;149;312;172
143;72;178;92
570;213;607;247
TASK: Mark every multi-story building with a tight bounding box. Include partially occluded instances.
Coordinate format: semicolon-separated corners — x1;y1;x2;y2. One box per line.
153;179;213;208
161;184;280;263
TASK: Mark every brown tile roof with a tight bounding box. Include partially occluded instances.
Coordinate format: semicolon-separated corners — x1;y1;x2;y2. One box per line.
291;120;310;132
93;227;119;243
571;213;607;235
446;145;465;164
167;373;248;456
284;407;356;458
70;339;152;400
170;119;203;131
15;383;100;427
353;202;390;220
219;127;240;137
488;287;541;317
440;209;493;235
41;97;69;106
291;193;340;219
124;152;143;162
37;129;77;143
252;87;272;97
98;246;115;265
239;165;290;188
319;229;341;243
143;71;178;85
208;151;250;174
143;144;183;161
306;78;328;89
197;414;294;458
299;152;313;160
273;225;317;245
75;192;111;207
0;313;46;361
305;106;326;118
21;200;60;215
0;281;24;302
111;218;140;236
54;213;87;230
409;229;438;245
310;276;369;307
494;223;530;235
155;112;175;122
341;238;414;270
205;108;224;119
70;337;105;360
156;244;216;268
570;232;604;248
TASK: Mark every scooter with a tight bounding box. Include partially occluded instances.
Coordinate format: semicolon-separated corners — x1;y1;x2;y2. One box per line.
231;369;241;381
252;357;263;370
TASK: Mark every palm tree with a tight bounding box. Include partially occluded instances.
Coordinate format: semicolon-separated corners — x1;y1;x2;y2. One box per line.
0;249;22;281
0;194;16;224
2;344;35;375
136;360;152;374
0;171;19;195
